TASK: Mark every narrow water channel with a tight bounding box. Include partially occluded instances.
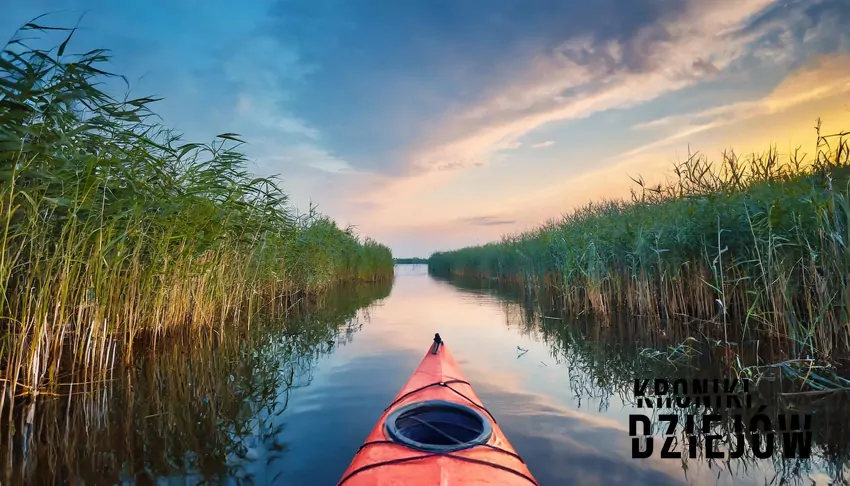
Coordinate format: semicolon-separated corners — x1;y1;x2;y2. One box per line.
4;265;847;485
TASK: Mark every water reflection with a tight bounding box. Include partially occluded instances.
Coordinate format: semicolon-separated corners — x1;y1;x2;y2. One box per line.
3;265;849;485
437;271;850;486
0;280;392;485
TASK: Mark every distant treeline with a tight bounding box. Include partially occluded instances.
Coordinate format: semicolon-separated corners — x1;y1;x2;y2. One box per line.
394;257;429;264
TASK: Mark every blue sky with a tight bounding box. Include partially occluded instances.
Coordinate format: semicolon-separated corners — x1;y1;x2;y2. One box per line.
4;0;850;256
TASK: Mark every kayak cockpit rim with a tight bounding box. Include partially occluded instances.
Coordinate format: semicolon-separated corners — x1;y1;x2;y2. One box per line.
384;399;494;453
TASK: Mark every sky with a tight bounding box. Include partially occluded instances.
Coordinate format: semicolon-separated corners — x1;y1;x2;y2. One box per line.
3;0;850;257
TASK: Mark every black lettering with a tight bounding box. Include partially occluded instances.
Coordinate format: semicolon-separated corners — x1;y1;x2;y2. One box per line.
634;380;649;397
659;414;678;435
750;409;770;432
702;414;721;434
630;414;653;459
726;394;742;409
777;414;809;432
661;436;680;458
684;414;695;435
733;414;744;433
728;433;745;459
750;432;774;459
693;379;707;395
633;436;653;458
629;414;652;437
749;410;774;460
654;379;670;396
724;378;738;394
673;379;689;409
687;434;699;459
779;415;812;459
705;434;723;459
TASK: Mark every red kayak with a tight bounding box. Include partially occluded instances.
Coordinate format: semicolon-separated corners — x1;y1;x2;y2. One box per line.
338;334;539;485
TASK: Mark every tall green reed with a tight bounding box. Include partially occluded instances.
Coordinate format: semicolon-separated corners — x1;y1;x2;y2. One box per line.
429;121;850;375
0;22;393;405
451;277;850;485
0;280;391;485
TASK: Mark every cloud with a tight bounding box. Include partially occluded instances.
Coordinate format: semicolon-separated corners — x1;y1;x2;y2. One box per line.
531;141;555;149
234;92;319;140
436;161;465;171
404;0;788;174
352;0;797;205
6;0;847;258
253;0;848;257
356;0;850;216
691;58;721;78
625;53;850;157
262;144;355;174
258;0;703;175
461;216;517;227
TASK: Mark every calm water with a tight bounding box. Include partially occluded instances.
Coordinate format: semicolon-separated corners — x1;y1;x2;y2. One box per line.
5;264;848;485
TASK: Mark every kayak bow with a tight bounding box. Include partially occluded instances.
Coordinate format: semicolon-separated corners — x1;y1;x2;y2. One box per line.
338;333;539;485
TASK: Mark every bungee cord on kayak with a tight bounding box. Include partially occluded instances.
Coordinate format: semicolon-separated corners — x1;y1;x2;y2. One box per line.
405;415;466;445
337;441;540;485
382;379;498;424
386;398;493;452
337;334;540;485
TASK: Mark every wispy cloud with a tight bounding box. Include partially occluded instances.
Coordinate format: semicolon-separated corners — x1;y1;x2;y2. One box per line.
263;145;356;174
625;53;850;157
402;0;785;174
531;141;555;149
354;0;850;223
5;0;847;256
234;92;319;140
461;216;517;227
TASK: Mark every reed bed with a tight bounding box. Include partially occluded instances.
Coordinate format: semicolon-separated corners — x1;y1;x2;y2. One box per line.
453;279;850;485
0;23;393;406
0;279;391;485
429;122;850;375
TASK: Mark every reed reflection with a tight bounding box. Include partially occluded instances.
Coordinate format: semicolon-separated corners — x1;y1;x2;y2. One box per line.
0;280;392;485
436;274;850;485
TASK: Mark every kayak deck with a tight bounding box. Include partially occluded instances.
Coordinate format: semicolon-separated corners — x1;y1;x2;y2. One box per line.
338;334;538;485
